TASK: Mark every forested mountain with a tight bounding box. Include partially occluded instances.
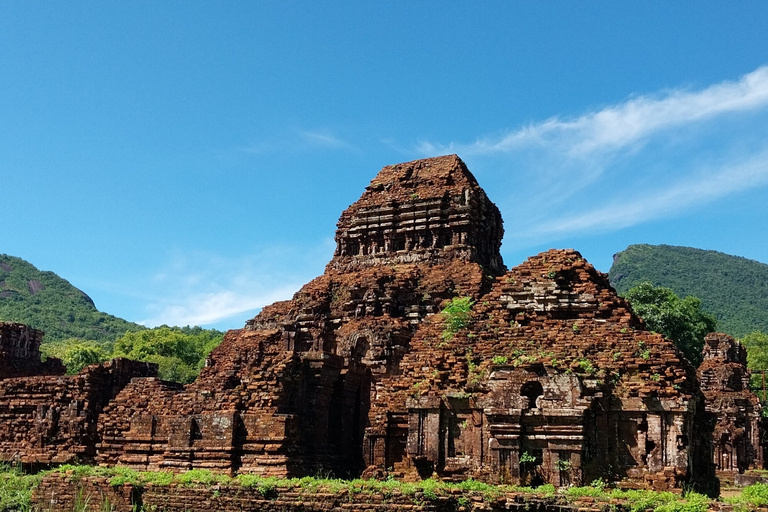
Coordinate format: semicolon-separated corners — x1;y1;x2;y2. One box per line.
0;254;144;343
609;244;768;338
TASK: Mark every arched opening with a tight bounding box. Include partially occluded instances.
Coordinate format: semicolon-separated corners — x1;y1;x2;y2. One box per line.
189;419;203;447
520;381;544;410
351;336;370;362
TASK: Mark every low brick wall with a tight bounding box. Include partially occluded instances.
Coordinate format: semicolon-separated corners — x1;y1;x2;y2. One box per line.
735;472;768;487
30;474;609;512
33;475;136;512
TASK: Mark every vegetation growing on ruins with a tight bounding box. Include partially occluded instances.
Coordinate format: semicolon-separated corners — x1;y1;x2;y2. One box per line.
623;282;717;366
610;244;768;338
440;296;474;340
5;464;766;512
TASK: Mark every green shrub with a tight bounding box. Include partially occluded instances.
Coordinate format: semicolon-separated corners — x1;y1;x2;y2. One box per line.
726;482;768;508
441;297;474;340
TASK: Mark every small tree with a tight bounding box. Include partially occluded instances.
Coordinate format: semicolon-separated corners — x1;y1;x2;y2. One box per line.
624;282;716;367
440;296;474;340
112;326;224;383
741;331;768;394
40;339;110;374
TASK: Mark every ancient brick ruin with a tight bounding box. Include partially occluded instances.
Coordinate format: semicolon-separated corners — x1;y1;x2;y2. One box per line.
697;333;762;483
0;322;156;464
0;155;762;494
0;322;64;379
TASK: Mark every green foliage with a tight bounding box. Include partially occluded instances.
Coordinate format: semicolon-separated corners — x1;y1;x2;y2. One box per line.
0;254;144;343
40;339;110;374
108;467;173;487
624;282;716;366
577;358;597;375
519;451;537;465
492;355;508;365
655;492;709;512
607;488;710;512
420;478;440;500
35;325;224;382
726;482;768;508
440;296;474;340
0;255;226;383
174;469;231;487
0;463;43;512
112;326;224;383
741;331;768;397
609;244;768;338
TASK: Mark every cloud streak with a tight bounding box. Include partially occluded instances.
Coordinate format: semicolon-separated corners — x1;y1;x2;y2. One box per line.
420;66;768;158
243;129;354;154
416;65;768;247
138;242;333;328
301;130;352;149
524;150;768;238
141;286;300;328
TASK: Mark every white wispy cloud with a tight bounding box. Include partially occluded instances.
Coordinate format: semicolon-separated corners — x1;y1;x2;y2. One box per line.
301;130;351;149
421;66;768;158
139;243;333;328
524;150;768;237
141;286;300;328
243;129;354;154
417;65;768;245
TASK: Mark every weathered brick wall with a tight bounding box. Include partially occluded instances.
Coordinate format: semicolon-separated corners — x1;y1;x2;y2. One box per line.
0;358;156;464
331;155;505;275
33;475;136;512
365;249;707;490
30;474;616;512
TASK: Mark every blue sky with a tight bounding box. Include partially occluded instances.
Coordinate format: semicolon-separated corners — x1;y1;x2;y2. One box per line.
2;3;768;331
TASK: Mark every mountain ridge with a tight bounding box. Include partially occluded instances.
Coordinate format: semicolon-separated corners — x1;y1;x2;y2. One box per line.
609;244;768;338
0;254;144;343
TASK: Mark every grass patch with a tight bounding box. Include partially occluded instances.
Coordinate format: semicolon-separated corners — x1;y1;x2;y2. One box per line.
0;464;44;512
